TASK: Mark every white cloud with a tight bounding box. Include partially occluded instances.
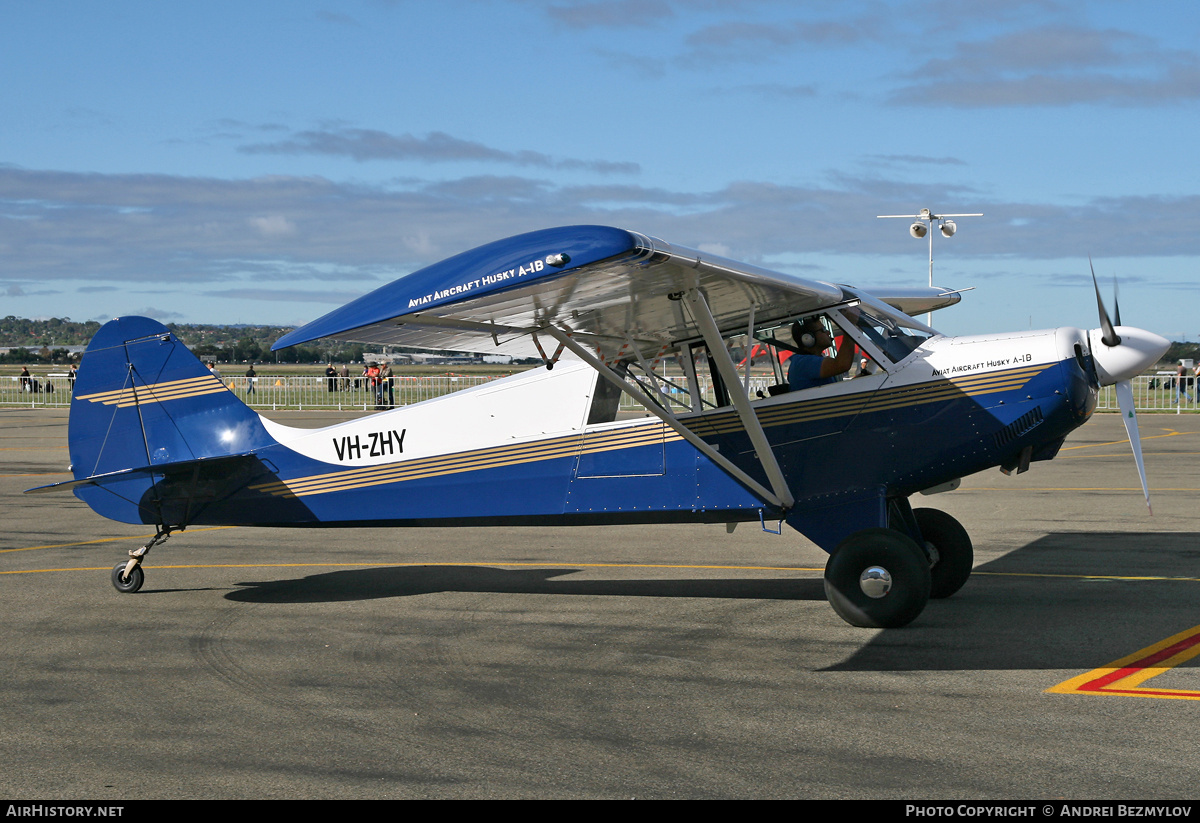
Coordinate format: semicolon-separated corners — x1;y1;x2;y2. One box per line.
3;164;1199;277
890;26;1200;107
240;128;639;175
249;215;298;238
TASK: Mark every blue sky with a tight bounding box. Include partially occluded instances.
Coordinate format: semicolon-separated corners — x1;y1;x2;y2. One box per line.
3;0;1198;340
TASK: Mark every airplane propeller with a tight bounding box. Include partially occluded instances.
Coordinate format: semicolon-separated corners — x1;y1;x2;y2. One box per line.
1086;260;1170;514
1112;276;1122;327
1090;257;1120;347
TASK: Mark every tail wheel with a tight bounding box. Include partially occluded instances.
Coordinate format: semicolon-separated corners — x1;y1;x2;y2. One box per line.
913;508;973;599
111;562;144;594
824;528;931;629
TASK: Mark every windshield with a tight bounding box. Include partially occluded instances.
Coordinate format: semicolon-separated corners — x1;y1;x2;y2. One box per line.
849;304;933;363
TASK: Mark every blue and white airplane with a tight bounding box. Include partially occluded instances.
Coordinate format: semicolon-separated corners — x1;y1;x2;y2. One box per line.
27;225;1169;628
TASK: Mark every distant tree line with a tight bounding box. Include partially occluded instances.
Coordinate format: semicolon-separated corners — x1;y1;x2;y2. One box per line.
0;346;76;365
0;316;357;364
0;316;491;365
5;314;1194;368
0;316;101;347
1162;341;1200;366
187;336;369;365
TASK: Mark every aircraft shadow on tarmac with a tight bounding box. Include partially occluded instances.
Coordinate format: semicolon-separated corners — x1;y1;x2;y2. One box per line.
225;565;827;605
222;531;1200;672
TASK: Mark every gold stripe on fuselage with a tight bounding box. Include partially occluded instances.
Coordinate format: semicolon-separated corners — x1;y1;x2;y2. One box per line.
252;423;676;498
254;363;1055;498
694;363;1049;435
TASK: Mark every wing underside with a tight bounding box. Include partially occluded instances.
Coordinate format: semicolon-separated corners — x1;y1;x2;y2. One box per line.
272;225;959;361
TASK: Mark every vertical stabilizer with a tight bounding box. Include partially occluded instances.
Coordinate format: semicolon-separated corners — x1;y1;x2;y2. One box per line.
68;317;276;523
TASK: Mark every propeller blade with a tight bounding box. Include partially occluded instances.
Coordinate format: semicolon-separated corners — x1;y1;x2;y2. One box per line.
1090;257;1121;347
1115;379;1152;514
1112;276;1122;327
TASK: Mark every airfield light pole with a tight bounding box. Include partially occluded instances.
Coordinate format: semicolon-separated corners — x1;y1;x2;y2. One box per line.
877;208;982;323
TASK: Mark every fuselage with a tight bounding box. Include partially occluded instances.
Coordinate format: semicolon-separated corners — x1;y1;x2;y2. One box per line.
220;325;1096;552
57;311;1114;559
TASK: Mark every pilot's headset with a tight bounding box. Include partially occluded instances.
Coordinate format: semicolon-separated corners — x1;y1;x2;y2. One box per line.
792;318;825;350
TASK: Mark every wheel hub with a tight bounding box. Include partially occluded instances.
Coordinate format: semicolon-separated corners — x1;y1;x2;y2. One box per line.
859;566;893;598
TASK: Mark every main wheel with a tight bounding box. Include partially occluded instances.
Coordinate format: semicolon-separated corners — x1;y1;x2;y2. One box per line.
914;508;973;599
824;528;931;628
111;562;144;594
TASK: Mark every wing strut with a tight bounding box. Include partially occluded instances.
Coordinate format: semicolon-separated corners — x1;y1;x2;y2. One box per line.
540;325;788;511
685;289;795;510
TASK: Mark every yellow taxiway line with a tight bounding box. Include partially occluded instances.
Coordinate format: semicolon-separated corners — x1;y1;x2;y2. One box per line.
5;527;1200;584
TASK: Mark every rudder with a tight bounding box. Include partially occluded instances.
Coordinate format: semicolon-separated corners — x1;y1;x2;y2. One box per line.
69;317;276;523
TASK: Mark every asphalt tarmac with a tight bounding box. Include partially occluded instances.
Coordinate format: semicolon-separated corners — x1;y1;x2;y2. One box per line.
2;407;1198;799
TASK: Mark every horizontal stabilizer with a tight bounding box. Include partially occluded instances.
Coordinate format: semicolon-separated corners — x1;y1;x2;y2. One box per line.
25;452;263;496
24;467;139;495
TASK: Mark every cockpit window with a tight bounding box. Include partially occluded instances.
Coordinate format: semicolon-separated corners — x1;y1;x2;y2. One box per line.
850;305;932;363
749;310;881;391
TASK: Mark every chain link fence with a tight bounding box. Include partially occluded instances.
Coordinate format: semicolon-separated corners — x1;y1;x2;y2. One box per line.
3;370;1197;413
1094;374;1199;412
0;373;504;410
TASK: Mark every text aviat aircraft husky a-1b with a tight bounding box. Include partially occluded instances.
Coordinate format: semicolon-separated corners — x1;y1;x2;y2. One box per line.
29;225;1170;628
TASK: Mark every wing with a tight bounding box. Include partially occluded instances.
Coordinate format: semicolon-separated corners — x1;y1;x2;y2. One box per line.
860;286;965;318
272;225;954;361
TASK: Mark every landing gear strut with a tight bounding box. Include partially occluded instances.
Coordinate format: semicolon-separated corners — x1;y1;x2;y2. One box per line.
110;528;171;594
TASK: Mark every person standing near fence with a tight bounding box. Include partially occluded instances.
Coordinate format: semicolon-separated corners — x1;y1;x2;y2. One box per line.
339;363;350;392
364;362;384;410
379;361;395;409
20;366;32;393
325;363;337;393
245;364;257;395
1176;362;1194;404
364;361;382;409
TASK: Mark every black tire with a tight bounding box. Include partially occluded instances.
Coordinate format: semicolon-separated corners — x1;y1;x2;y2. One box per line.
111;562;144;594
914;508;973;599
824;528;931;628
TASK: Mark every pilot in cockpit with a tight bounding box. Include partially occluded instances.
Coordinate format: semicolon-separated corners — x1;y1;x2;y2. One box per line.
788;314;857;391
